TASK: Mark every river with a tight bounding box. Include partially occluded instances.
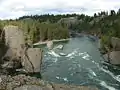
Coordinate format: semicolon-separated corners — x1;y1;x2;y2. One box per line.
39;36;120;90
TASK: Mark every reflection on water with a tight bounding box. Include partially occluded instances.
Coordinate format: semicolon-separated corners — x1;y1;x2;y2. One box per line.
41;37;120;90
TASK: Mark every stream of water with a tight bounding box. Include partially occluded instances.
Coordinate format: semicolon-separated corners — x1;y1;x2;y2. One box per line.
40;36;120;90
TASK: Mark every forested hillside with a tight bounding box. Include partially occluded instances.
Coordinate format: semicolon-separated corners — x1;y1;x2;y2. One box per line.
0;9;120;47
0;15;71;44
71;9;120;50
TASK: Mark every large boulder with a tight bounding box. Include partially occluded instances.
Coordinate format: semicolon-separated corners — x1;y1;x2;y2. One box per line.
22;48;43;73
111;37;120;51
103;51;120;65
0;25;25;71
4;25;25;49
3;25;25;60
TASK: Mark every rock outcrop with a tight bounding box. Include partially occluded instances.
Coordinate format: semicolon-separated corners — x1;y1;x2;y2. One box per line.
22;48;43;73
4;25;25;48
104;51;120;65
47;41;53;49
111;37;120;51
2;25;43;73
100;37;120;65
3;25;25;61
58;17;78;27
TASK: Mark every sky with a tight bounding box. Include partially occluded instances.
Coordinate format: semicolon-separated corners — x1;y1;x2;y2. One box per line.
0;0;120;19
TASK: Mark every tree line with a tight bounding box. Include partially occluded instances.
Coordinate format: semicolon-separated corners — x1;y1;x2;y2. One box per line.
0;9;120;47
0;17;70;44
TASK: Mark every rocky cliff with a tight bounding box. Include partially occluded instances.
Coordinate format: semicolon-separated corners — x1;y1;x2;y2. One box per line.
1;25;43;74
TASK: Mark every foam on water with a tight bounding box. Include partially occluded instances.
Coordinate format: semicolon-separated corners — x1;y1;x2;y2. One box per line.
56;76;68;82
100;81;117;90
56;76;60;79
59;53;66;56
66;49;92;61
63;77;68;82
53;58;58;62
82;54;90;60
100;67;120;83
48;50;60;57
66;50;78;57
78;52;85;56
88;73;117;90
53;45;63;50
88;68;97;77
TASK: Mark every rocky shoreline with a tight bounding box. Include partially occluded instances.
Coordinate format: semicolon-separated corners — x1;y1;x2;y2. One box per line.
0;74;98;90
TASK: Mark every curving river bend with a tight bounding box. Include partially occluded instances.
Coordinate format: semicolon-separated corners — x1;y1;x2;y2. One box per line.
40;36;120;90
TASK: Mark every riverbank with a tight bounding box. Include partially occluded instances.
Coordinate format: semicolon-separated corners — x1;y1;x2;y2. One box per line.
0;74;98;90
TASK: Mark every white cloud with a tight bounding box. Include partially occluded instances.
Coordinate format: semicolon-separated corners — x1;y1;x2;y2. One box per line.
0;0;120;19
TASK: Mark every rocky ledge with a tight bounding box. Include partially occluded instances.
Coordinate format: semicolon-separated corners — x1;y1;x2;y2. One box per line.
0;74;98;90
